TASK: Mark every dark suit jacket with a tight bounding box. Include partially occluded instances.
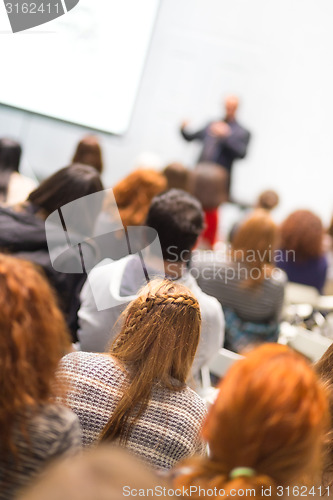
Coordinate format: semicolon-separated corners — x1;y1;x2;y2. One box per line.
181;119;251;172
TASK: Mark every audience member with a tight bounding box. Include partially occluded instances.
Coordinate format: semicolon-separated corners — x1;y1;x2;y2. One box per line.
315;344;333;490
174;344;329;499
72;135;104;173
0;138;36;205
163;162;190;191
0;164;104;339
323;215;333;295
109;168;167;228
194;210;286;353
0;255;81;500
78;189;224;377
18;447;173;500
189;163;228;248
94;168;167;261
278;209;328;293
256;189;279;212
57;280;207;470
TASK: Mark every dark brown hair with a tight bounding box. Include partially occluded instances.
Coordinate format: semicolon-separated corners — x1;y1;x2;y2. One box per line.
28;163;104;217
163;162;190;191
99;279;201;444
72;135;103;174
0;254;70;455
280;210;324;261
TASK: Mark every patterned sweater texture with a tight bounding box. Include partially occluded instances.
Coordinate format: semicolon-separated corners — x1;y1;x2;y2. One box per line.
0;405;82;500
57;351;208;471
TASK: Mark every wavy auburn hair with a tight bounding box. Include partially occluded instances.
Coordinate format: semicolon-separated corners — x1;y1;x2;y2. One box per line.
175;344;329;499
0;254;71;455
280;209;324;261
99;279;201;444
104;168;167;228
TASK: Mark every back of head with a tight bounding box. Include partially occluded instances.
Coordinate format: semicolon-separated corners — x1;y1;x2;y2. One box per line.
146;189;204;261
28;163;104;218
163;162;190;191
18;446;173;500
231;209;278;287
72;135;103;173
100;279;201;443
0;254;70;455
257;190;279;211
189;163;229;210
106;168;166;227
280;209;324;261
315;345;333;486
175;344;328;498
232;210;277;259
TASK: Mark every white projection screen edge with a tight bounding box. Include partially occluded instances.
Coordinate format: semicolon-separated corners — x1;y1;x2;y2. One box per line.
0;0;160;135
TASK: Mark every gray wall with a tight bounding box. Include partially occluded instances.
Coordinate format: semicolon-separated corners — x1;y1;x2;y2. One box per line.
1;0;332;223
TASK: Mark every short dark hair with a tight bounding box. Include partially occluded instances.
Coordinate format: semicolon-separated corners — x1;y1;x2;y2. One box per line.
0;138;22;202
146;189;204;261
28;163;104;217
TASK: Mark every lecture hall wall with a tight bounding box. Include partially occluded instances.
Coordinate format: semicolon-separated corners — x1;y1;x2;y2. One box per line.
0;0;332;223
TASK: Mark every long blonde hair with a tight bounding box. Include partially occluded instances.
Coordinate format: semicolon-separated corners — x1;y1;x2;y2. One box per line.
99;279;201;444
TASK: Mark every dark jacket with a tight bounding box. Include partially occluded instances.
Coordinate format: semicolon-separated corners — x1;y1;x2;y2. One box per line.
0;205;97;341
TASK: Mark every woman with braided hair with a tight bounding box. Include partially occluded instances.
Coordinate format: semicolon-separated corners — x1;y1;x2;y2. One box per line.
173;344;329;499
57;279;207;471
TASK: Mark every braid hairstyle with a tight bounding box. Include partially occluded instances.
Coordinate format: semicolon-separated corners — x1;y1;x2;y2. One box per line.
99;279;201;444
174;344;329;499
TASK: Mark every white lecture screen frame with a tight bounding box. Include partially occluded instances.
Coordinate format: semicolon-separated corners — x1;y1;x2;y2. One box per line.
0;0;160;134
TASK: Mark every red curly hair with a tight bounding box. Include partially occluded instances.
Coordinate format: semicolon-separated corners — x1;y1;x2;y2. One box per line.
174;344;328;499
280;210;324;261
0;254;71;455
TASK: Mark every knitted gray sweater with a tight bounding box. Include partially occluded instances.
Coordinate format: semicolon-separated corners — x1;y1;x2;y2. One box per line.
57;351;207;471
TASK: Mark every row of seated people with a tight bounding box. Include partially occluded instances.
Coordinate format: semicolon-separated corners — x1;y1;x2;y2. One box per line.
0;155;332;355
0;140;333;497
1;251;333;499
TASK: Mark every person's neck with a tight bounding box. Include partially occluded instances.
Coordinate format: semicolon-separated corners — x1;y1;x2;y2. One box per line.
164;260;187;280
225;115;236;123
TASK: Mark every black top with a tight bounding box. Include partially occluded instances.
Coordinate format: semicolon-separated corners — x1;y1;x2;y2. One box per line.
0;205;97;340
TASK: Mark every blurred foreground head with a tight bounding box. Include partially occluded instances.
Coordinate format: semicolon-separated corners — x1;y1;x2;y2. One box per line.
175;344;328;498
18;447;173;500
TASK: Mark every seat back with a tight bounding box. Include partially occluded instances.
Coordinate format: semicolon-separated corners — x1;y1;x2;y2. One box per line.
287;328;332;362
